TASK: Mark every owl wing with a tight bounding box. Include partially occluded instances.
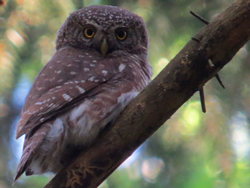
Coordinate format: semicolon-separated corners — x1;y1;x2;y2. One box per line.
16;48;121;139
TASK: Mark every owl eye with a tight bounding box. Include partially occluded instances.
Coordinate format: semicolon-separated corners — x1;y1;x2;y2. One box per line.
116;29;127;41
84;27;95;39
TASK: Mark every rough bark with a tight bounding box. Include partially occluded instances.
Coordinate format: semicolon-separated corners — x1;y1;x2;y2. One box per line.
44;0;250;187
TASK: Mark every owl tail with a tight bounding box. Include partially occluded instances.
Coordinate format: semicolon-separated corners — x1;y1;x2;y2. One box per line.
13;123;51;183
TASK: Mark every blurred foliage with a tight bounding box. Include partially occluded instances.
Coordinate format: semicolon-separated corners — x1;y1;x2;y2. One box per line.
0;0;250;188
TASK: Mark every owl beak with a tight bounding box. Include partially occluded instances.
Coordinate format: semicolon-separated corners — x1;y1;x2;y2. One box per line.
101;39;109;56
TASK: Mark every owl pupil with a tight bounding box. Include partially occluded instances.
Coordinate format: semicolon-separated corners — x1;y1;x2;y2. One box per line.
86;29;93;36
117;31;124;38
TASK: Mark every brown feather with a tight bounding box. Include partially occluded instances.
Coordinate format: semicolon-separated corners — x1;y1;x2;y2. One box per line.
16;47;121;139
14;123;51;182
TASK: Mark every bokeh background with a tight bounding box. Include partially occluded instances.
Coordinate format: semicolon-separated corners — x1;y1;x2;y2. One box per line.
1;0;250;187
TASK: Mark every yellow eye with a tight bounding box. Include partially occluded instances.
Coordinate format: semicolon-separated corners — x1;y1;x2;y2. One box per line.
84;28;95;39
116;29;127;41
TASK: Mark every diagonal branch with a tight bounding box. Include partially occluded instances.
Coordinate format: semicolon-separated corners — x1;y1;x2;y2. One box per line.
44;0;250;187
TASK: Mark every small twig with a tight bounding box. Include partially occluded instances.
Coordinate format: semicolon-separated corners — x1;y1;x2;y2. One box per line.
215;74;225;89
199;87;206;113
191;11;225;92
208;59;225;89
191;37;200;43
190;11;209;25
190;11;208;113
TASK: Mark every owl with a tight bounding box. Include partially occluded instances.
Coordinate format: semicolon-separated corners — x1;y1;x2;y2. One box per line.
14;5;152;181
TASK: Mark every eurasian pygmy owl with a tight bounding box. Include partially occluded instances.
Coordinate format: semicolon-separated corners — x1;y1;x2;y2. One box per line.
14;5;152;181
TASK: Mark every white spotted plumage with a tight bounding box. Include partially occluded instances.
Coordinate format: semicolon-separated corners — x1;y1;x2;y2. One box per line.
15;5;152;182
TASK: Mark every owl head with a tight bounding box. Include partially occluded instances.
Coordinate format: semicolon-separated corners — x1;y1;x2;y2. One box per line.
56;5;148;57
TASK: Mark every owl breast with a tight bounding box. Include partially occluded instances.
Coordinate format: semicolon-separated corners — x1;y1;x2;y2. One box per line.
68;88;139;146
28;89;140;175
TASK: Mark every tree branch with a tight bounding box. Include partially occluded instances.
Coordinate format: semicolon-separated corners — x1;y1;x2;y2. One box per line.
44;1;250;187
